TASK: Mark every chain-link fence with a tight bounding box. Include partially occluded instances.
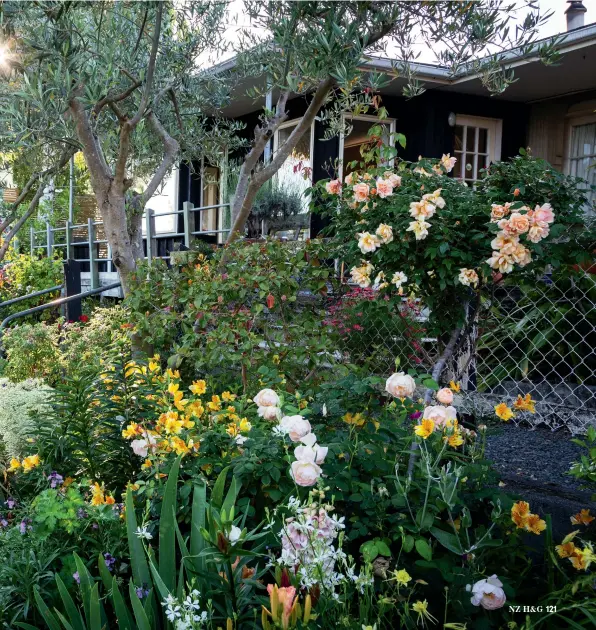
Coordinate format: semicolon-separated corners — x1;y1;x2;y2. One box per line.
324;256;596;435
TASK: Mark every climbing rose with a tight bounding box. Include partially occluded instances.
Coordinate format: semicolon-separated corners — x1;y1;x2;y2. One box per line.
470;575;506;610
280;415;312;442
254;389;280;407
436;388;454;405
290;460;322;486
325;179;342;195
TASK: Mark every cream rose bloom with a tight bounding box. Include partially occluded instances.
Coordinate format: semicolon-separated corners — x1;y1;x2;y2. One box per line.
470;575;506;610
527;223;549;243
294;433;328;465
510;243;532;267
325;179;342;195
490;203;511;222
258;406;281;421
423;189;445;209
391;271;407;288
406;219;431;240
290;460;322;487
458;268;479;287
357;232;381;254
280;415;312;442
353;182;370;203
487;251;514;274
385;372;416;399
491;233;519;255
440;154;457;173
344;172;354;185
375;223;393;244
436;388;454;405
384;172;402;188
254;388;280;407
423;405;457;428
350;261;374;288
409;200;436;220
375;178;394;199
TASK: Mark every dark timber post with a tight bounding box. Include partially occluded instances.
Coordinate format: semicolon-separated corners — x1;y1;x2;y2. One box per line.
63;259;82;322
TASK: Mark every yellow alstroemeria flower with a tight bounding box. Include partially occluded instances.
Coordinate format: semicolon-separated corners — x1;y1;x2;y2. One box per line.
207;395;222;412
166;369;180;379
414;418;435;439
571;509;595;526
449;380;461;393
513;393;536;414
189;380;207;396
226;423;239;437
8;458;21;472
221;391;236;402
187;401;204;418
122;422;142;439
22;454;40;473
343;412;366;427
239;418;252;433
495;402;515;421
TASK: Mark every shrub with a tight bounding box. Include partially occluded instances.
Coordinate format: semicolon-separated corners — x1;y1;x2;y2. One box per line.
0;378;52;459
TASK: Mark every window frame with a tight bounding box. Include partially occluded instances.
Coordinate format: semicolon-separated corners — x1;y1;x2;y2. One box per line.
272;118;316;184
338;113;396;181
453;114;503;183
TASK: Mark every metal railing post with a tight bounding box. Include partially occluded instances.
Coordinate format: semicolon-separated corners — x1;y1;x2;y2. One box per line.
65;220;73;260
183;201;194;248
145;208;156;264
46;221;53;258
30;226;34;256
88;218;99;289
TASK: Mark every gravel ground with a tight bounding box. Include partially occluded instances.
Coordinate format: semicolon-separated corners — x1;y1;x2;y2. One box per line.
485;424;594;538
485;424;585;492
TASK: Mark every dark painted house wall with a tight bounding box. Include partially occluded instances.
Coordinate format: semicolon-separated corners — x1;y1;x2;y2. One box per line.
178;89;529;237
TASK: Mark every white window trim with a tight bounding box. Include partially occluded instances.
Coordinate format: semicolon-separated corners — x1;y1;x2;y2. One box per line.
338;113;396;180
564;113;596;176
273;118;316;183
454;114;502;182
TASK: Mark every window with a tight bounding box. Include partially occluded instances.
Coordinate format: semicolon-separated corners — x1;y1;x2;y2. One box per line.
274;120;314;214
566;116;596;210
339;114;396;180
453;115;502;183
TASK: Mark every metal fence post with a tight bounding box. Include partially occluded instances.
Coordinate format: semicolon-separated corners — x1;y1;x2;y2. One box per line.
46;221;53;258
65;220;73;260
63;259;82;322
30;226;34;256
145;208;156;264
12;236;19;254
88;218;99;290
183;201;194;248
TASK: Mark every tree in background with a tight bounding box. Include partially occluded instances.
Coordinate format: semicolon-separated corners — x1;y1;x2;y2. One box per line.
0;0;242;292
226;0;560;244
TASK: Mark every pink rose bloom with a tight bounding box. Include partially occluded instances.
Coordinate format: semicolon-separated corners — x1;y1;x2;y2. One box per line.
375;178;393;198
290;460;322;486
470;575;506;610
436;388;454;405
280;415;312;442
533;203;554;224
325;179;342;195
344;172;354;185
385;372;416;398
507;212;530;235
295;433;328;464
258;406;281;421
353;182;370;203
423;405;457;428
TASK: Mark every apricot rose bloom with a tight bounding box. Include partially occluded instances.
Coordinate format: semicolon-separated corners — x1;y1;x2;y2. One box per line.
254;388;280;407
385;372;416;399
458;268;479;287
325;179;342;195
436;388;454;405
507;212;531;235
384;172;402;187
470;575;506;610
353;182;370;203
375;178;394;198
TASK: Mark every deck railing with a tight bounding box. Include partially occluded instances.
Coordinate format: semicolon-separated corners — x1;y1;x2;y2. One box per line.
29;202;231;288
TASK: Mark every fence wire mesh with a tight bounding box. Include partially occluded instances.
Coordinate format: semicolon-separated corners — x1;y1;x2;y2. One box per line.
323;242;596;435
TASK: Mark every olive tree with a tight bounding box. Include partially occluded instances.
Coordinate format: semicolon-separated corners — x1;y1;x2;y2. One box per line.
0;0;241;292
226;0;560;244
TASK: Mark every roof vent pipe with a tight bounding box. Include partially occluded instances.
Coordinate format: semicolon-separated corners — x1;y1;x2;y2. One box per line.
565;1;587;31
